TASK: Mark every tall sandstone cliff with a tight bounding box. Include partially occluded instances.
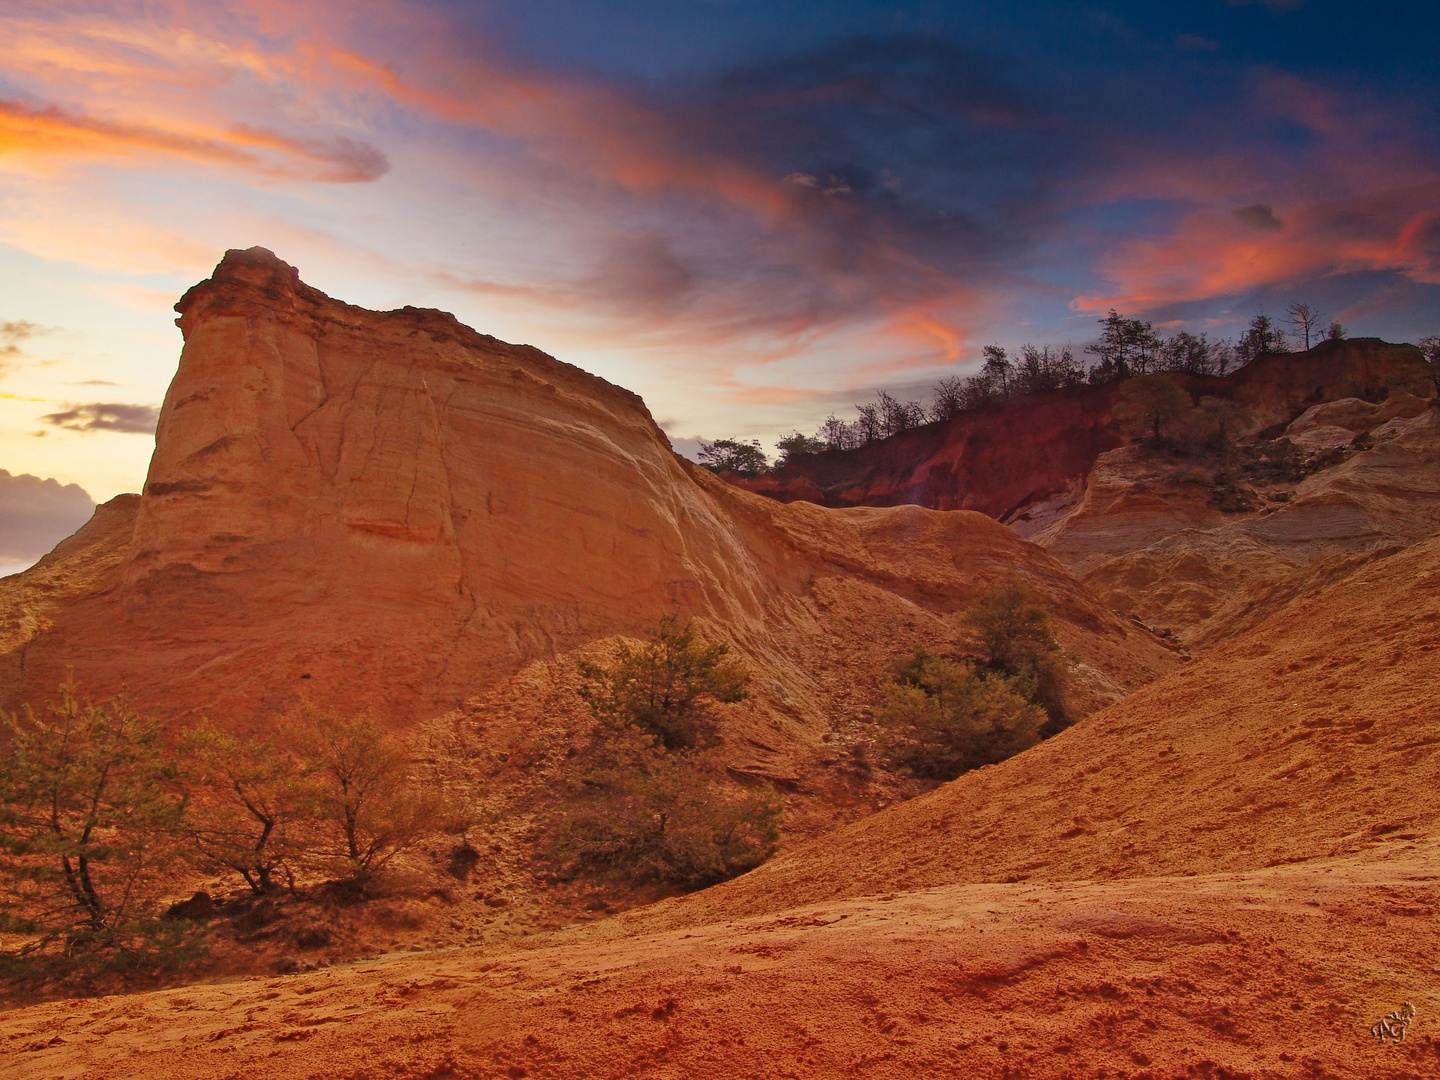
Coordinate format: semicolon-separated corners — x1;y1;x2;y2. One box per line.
0;250;1174;746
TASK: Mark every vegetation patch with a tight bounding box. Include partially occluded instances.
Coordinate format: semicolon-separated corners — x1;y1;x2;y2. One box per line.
870;581;1074;782
546;617;781;889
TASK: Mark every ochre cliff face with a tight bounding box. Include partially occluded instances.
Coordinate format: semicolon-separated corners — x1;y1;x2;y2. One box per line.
736;384;1126;519
138;248;770;616
14;248;772;723
735;339;1433;518
0;249;1175;734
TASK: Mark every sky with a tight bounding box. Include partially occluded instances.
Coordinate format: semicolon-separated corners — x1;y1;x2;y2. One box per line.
1;0;1437;564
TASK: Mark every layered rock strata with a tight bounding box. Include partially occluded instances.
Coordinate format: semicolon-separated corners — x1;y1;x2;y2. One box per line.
0;250;1173;747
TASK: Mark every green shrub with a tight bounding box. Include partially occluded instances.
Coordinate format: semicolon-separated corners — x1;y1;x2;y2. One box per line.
553;618;778;888
179;721;314;894
292;711;441;891
873;653;1044;780
548;730;780;890
578;615;748;750
962;579;1072;732
0;679;186;946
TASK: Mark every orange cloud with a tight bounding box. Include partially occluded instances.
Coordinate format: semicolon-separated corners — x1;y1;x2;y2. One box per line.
0;98;387;182
1078;174;1440;311
322;46;794;222
883;308;970;362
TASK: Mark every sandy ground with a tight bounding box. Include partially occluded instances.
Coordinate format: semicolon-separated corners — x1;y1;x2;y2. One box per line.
4;847;1437;1080
5;528;1437;1080
6;521;1439;1080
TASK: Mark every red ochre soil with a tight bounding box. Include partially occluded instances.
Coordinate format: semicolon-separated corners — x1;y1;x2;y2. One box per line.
735;338;1433;519
4;489;1437;1079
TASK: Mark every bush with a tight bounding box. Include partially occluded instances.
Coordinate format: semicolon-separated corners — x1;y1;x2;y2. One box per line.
0;679;186;948
548;730;780;889
577;615;748;750
179;721;314;894
775;431;826;463
698;438;768;476
291;711;440;891
873;653;1044;781
1114;374;1194;442
962;579;1072;731
551;618;778;888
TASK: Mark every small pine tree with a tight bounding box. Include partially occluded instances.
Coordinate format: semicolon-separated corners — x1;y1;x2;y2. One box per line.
1236;314;1290;364
553;619;777;888
0;679;186;945
549;730;780;889
873;653;1043;780
577;615;748;750
962;579;1072;732
292;711;438;890
179;721;315;894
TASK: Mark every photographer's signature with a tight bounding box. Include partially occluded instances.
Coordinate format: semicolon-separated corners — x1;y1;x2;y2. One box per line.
1371;1002;1416;1043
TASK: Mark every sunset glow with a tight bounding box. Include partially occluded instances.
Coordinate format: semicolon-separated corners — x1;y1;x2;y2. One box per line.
1;0;1436;518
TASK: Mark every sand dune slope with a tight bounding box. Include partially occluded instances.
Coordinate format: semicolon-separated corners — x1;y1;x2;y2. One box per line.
2;493;1437;1080
3;851;1435;1080
641;529;1440;924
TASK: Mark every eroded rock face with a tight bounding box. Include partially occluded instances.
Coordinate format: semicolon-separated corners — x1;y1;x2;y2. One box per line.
733;340;1433;518
735;384;1126;519
1076;408;1440;646
0;249;1174;736
731;337;1435;651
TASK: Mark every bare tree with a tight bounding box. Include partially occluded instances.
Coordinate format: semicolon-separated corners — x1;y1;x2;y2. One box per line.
1286;302;1327;350
930;375;965;421
981;344;1014;397
876;391;925;437
853;402;883;443
1159;331;1217;375
1013;344;1084;393
817;414;857;450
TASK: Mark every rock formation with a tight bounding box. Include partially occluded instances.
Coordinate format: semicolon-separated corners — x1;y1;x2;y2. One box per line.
1079;406;1440;646
735;339;1432;518
0;250;1172;756
733;340;1437;650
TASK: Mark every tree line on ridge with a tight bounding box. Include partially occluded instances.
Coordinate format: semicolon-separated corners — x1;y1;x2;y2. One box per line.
699;303;1351;476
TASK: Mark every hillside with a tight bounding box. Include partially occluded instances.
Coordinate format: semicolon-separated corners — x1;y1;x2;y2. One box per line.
734;341;1437;653
0;250;1171;746
627;521;1440;925
5;487;1437;1079
737;339;1432;518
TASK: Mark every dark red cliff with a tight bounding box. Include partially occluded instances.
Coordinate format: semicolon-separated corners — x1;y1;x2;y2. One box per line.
730;339;1433;517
